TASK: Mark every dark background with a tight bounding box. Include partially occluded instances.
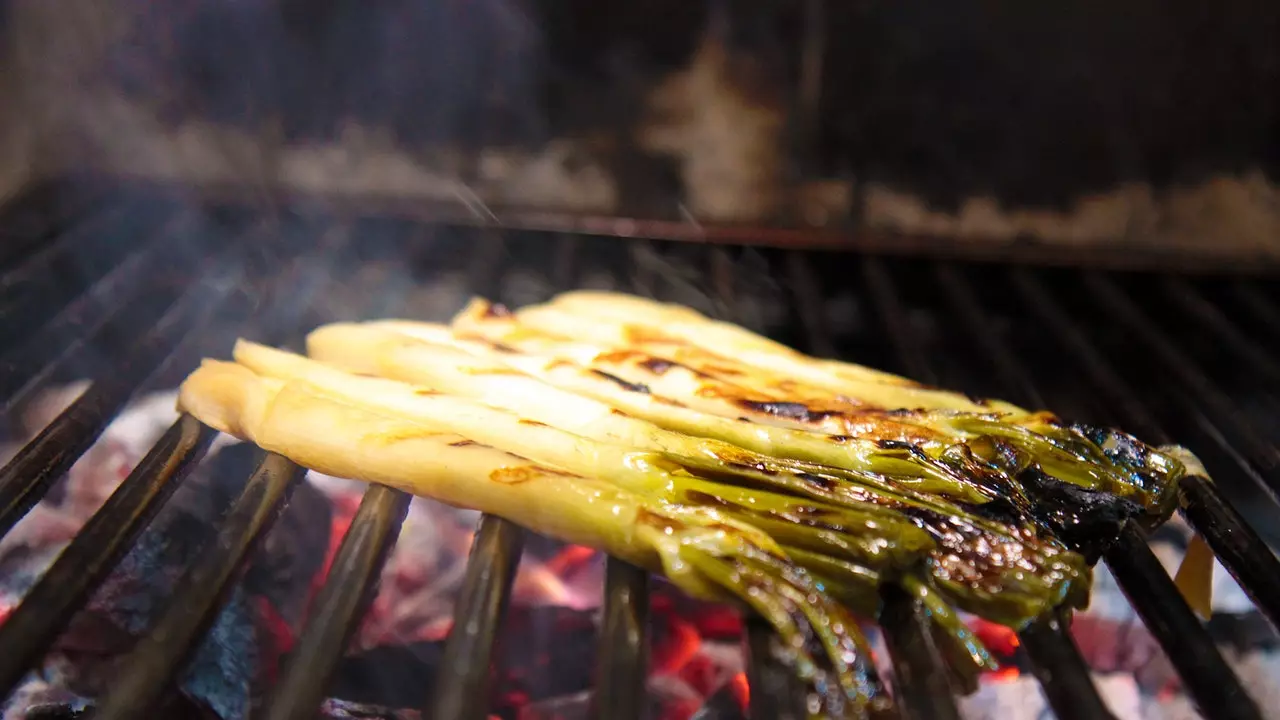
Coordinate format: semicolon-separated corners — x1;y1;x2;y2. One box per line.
14;0;1280;211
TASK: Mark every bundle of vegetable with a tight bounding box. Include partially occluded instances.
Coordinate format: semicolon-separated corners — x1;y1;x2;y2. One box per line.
175;291;1202;718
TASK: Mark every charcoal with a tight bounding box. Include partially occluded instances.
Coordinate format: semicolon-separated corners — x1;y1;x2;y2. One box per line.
328;606;597;713
81;509;258;720
328;642;444;709
205;443;333;625
318;698;421;720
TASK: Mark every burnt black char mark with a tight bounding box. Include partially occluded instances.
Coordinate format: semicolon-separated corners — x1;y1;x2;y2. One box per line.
639;357;676;374
1018;467;1143;561
590;369;651;394
736;400;838;424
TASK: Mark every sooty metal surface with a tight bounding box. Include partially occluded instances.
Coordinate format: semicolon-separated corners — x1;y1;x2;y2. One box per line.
0;184;1277;720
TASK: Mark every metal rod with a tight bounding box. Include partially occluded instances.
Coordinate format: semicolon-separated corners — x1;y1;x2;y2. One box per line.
933;263;1046;407
1009;269;1164;438
1104;524;1262;720
0;181;111;266
934;267;1122;716
262;484;412;720
745;619;805;720
784;252;836;358
1082;271;1280;502
0;225;174;401
630;240;658;298
709;246;737;322
1179;475;1280;631
878;584;962;720
595;558;651;720
125;177;1280;274
1231;280;1280;340
94;452;305;720
1162;275;1280;388
552;233;579;288
0;200;135;294
0;415;216;698
1018;615;1116;720
860;257;937;385
426;514;525;720
0;273;237;538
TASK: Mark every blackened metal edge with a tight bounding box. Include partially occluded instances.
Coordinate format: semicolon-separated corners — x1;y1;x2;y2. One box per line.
1104;525;1263;720
94;452;306;720
1018;615;1117;720
745;619;805;720
263;484;412;720
0;415;217;698
1179;476;1280;631
0;269;239;538
426;514;525;720
596;557;651;720
878;584;962;720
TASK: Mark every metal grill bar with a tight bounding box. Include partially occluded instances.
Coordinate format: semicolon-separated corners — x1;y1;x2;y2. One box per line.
933;263;1046;408
95;452;306;720
0;182;113;269
784;253;836;358
878;585;962;720
0;414;216;697
935;262;1265;717
596;558;651;720
263;484;412;720
1105;525;1263;720
1231;281;1280;339
861;257;936;385
1162;275;1280;388
1082;271;1280;503
745;620;805;720
1;188;1278;720
1008;269;1164;439
427;514;525;720
0;199;135;297
1179;475;1280;629
0;268;240;536
1018;614;1117;720
0;221;174;408
863;258;1112;718
1009;269;1280;630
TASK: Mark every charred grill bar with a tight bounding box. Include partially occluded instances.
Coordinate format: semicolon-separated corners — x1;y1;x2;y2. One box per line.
0;183;1278;719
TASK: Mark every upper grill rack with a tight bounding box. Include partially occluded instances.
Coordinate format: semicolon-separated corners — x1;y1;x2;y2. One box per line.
0;183;1277;720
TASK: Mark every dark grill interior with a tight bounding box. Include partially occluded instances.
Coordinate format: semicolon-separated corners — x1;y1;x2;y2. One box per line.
0;180;1278;720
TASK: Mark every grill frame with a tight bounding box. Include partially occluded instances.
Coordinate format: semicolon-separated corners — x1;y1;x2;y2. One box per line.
0;180;1277;720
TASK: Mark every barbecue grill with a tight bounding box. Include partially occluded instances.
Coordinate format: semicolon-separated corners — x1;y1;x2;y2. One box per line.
0;175;1277;720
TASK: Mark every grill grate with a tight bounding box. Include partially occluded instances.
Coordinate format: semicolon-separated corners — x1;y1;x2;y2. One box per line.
0;182;1278;720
